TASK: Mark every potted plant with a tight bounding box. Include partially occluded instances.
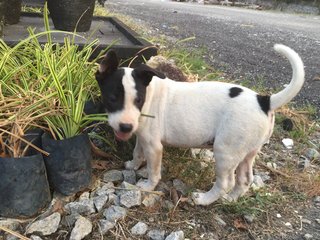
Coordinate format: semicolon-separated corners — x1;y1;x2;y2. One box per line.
0;8;108;199
36;30;107;195
47;0;96;32
0;63;52;218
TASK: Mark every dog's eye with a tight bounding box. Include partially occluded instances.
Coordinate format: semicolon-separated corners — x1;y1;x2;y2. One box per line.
135;97;142;105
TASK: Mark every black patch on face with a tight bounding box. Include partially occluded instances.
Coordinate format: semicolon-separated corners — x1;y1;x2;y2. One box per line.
132;73;147;111
95;68;125;113
131;64;166;111
229;87;243;98
257;94;270;115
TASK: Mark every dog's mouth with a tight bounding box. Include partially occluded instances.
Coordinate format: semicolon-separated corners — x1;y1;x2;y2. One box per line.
114;130;132;141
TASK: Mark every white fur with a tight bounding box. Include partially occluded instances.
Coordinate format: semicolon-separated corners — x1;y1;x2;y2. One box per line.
112;44;304;205
108;69;141;139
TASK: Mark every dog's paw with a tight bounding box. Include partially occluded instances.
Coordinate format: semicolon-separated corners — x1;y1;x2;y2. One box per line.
221;194;235;203
124;160;140;170
136;179;156;191
191;191;217;206
191;192;206;205
223;191;240;202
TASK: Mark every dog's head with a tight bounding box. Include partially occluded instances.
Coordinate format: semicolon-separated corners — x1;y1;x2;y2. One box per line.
96;51;165;141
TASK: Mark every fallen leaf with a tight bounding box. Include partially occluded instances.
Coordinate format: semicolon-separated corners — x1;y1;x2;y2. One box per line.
92;160;109;170
170;187;179;205
234;218;248;230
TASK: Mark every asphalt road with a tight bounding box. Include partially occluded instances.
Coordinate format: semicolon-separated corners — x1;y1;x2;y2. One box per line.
106;0;320;114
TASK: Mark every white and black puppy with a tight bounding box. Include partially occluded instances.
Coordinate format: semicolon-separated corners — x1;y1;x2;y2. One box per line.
95;45;304;205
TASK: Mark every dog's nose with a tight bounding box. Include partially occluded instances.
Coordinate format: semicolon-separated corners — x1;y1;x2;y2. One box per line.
119;123;133;133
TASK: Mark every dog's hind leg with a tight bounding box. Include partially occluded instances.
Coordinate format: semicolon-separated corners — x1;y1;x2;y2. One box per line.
125;137;145;170
225;150;257;202
192;152;242;205
137;141;163;191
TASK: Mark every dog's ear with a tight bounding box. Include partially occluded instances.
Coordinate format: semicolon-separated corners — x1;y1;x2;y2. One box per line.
98;50;119;74
133;64;166;86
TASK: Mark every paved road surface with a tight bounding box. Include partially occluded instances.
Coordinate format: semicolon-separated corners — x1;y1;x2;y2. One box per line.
106;0;320;114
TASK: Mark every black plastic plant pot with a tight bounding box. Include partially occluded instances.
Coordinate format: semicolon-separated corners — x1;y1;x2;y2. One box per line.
0;154;51;218
41;133;92;196
4;0;22;25
47;0;95;32
21;128;44;156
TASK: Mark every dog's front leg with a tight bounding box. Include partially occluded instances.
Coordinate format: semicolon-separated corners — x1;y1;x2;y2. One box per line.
137;141;163;191
125;137;145;170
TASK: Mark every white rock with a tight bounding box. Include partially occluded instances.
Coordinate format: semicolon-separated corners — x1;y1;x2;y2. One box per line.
314;196;320;203
108;193;120;205
173;179;188;195
316;219;320;224
93;194;109;212
276;213;282;218
251;175;265;190
142;193;161;207
282;138;294;149
191;149;214;162
266;162;277;169
62;213;80;228
118;182;141;208
78;192;90;201
131;222;148;235
119;190;141;208
5;235;19;240
30;236;43;240
64;199;96;215
165;230;184;240
26;212;61;236
92;182;115;197
284;222;292;228
147;229;166;240
243;214;254;224
0;219;20;230
122;170;136;184
98;220;115;235
103;205;127;222
103;170;123;182
136;167;148;179
304;233;313;239
69;216;92;240
302;218;312;225
304;148;320;161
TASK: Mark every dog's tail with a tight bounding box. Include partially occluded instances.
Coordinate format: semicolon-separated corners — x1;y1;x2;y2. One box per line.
270;44;305;110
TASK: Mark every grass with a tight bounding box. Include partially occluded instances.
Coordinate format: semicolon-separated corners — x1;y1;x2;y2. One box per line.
0;3;111;158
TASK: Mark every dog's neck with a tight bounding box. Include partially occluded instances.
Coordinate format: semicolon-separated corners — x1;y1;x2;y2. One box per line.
137;77;170;134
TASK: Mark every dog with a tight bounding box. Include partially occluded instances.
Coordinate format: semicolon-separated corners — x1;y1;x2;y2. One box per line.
95;44;304;205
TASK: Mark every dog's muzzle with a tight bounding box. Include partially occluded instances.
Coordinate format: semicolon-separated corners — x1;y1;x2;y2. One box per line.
114;123;133;141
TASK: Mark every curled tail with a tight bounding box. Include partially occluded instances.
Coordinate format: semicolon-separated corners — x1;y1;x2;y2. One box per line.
270;44;305;110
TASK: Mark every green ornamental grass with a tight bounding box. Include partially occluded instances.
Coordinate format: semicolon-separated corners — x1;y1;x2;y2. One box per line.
0;4;109;157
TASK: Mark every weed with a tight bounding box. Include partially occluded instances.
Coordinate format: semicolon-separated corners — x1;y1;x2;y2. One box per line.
94;3;110;17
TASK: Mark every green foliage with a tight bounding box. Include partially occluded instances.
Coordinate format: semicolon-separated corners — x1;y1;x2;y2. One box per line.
218;191;305;216
0;3;109;157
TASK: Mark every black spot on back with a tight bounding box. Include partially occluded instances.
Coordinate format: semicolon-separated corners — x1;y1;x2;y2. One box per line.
95;68;125;113
229;87;243;98
257;95;270;115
